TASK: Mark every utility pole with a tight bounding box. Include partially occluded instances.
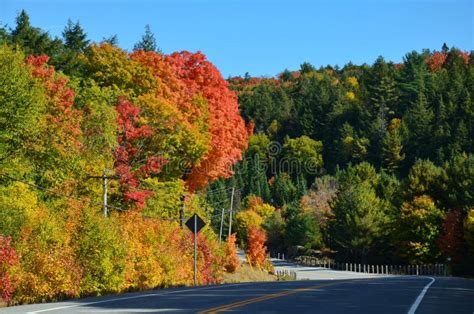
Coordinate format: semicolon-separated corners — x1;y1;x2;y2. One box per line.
194;214;197;286
88;169;120;217
219;208;225;243
102;172;108;217
180;194;186;228
228;186;235;237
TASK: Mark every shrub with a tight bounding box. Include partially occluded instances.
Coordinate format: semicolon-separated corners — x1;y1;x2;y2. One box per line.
120;211;163;291
73;208;126;296
0;235;18;303
223;233;240;273
235;210;263;246
246;227;268;269
14;204;81;304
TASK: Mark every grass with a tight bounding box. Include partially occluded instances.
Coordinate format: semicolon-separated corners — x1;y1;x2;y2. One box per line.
222;263;277;283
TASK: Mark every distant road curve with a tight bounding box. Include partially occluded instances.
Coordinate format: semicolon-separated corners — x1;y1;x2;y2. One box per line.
0;276;472;313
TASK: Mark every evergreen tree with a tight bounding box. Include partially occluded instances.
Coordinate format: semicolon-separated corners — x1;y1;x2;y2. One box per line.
382;118;405;174
102;34;119;46
366;57;399;166
330;179;389;262
55;19;89;74
63;19;89;52
271;173;297;207
133;24;160;53
0;24;9;45
403;87;434;164
11;10;62;58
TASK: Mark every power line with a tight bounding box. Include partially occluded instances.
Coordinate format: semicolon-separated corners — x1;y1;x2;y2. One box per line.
0;172;227;223
0;172;128;212
205;186;239;195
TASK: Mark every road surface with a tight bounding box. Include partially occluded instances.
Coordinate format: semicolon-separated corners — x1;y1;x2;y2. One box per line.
272;258;390;280
0;276;472;313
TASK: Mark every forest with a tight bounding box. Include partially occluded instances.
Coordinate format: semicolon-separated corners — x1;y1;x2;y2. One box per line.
0;10;473;304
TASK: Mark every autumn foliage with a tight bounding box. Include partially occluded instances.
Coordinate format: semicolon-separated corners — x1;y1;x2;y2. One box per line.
223;233;241;273
0;236;18;303
168;52;248;190
115;97;167;208
246;226;268;269
438;209;464;261
0;41;247;304
426;50;469;71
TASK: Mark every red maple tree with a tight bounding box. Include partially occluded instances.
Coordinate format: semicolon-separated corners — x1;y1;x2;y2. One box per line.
0;236;18;303
438;209;463;261
167;51;248;190
115;97;167;208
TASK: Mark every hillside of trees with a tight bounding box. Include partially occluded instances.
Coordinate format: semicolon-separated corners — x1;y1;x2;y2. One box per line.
0;10;473;304
208;45;474;274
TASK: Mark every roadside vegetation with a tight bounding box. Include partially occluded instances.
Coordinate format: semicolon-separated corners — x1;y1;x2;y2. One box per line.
0;10;473;305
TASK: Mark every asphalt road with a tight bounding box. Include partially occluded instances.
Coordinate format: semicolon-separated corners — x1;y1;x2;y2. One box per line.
1;276;472;313
271;258;390;280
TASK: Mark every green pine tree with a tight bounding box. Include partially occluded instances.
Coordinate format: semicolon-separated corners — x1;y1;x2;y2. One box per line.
133;24;160;53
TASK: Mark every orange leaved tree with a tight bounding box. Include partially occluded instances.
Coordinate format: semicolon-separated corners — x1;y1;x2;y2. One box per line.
246;227;268;269
168;51;248;190
223;233;240;273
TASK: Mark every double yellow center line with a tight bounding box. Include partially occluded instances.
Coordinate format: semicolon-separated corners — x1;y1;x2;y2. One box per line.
197;281;350;313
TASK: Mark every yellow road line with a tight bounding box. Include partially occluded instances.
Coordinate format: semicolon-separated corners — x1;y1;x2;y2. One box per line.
197;281;351;314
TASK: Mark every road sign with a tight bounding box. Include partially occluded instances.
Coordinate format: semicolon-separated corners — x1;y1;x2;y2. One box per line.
185;214;206;286
185;214;206;234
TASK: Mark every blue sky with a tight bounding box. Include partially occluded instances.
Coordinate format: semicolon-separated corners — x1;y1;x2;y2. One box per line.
1;0;473;77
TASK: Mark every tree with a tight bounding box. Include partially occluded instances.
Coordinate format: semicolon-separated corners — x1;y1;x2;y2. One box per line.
238;82;292;132
366;57;399;164
338;123;370;164
283;135;323;180
406;159;443;200
55;19;89;74
25;55;84;190
72;207;126;295
11;10;62;58
300;175;338;237
285;209;322;249
262;211;285;253
114;97;167;208
396;195;444;263
0;46;44;168
438;209;463;263
133;25;160;53
168;51;248;190
0;236;18;303
382;118;405;174
0;24;9;45
443;153;474;211
330;181;389;262
223;233;240;273
63;19;89;52
330;163;389;262
102;34;119;46
245;195;275;220
271;173;298;207
246;226;268;269
235;210;263;246
464;209;474;255
403;88;434;163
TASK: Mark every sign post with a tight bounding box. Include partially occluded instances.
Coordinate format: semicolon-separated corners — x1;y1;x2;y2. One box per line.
185;213;206;286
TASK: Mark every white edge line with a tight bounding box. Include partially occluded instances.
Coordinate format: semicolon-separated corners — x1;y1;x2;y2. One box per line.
26;283;247;314
407;276;435;314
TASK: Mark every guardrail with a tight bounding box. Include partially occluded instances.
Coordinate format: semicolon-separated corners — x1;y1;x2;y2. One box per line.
275;254;447;276
275;269;297;280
